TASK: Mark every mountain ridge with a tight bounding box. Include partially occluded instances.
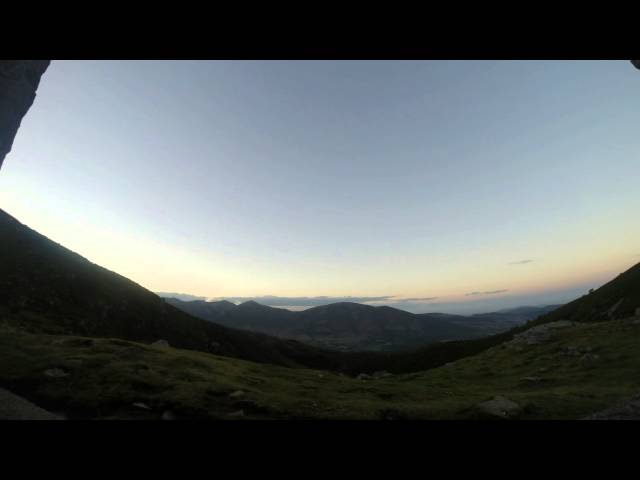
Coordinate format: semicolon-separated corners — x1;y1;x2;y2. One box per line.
164;296;560;351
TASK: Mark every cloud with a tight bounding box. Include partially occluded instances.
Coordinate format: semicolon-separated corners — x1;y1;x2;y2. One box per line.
465;289;509;297
208;295;396;308
401;297;439;302
509;259;533;265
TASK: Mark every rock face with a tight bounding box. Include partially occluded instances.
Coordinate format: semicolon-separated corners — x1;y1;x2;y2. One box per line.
0;60;50;170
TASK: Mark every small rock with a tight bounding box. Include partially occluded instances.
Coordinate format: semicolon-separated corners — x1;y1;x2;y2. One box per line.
133;402;152;411
151;339;170;348
161;410;177;420
226;410;245;418
44;368;70;378
229;390;245;398
477;396;522;418
520;376;542;383
356;373;372;380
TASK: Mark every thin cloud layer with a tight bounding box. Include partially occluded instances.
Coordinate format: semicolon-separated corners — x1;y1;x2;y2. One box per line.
402;297;439;302
465;289;509;297
509;259;534;265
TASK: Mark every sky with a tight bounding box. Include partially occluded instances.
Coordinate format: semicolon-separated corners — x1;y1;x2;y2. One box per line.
1;60;639;314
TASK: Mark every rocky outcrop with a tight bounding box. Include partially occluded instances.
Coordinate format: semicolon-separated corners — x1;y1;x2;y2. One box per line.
507;320;575;348
0;60;50;170
0;387;63;420
584;395;640;420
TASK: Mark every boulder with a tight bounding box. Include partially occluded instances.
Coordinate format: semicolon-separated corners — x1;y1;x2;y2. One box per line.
151;339;170;348
43;368;70;378
226;410;245;418
229;390;245;398
161;410;177;420
476;396;522;418
133;402;152;411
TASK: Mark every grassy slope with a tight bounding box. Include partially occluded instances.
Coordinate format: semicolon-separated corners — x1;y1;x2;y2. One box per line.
0;209;374;371
2;315;639;420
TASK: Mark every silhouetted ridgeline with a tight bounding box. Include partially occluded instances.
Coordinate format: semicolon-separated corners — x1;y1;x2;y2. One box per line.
0;60;50;169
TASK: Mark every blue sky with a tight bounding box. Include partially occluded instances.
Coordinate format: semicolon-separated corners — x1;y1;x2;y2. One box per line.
1;60;639;313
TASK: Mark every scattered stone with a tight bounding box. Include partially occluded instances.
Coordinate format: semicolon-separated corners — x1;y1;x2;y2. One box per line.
229;390;245;398
476;396;522;419
161;410;177;420
520;376;542;383
510;324;556;346
151;339;170;348
44;368;70;378
356;373;372;380
133;402;152;411
226;410;245;418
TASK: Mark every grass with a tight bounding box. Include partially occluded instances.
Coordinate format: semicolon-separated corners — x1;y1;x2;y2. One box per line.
2;316;640;420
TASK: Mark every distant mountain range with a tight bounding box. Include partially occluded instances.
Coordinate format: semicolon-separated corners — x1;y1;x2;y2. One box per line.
162;297;561;351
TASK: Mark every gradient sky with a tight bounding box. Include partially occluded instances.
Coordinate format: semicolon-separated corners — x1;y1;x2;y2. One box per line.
1;60;639;314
